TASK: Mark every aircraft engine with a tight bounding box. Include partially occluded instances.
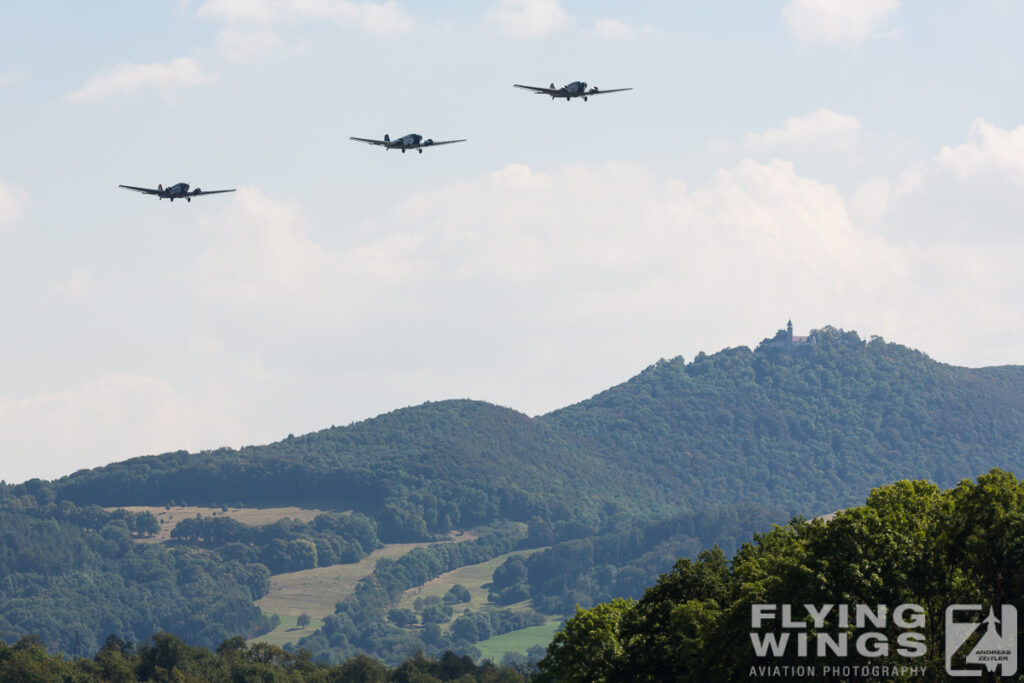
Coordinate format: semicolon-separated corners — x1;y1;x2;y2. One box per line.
424;139;434;145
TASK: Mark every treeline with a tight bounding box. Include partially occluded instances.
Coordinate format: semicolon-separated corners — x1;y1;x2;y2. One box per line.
511;504;790;614
0;493;274;655
170;511;381;574
0;633;531;682
299;529;527;664
0;484;160;537
537;469;1024;681
50;400;640;543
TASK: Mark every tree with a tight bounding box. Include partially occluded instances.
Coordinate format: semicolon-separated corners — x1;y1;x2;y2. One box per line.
537;598;633;682
297;613;311;628
444;583;471;604
421;604;453;624
133;511;161;537
388;608;418;627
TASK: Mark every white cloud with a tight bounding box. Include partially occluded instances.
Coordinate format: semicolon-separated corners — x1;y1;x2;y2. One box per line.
784;0;900;47
52;268;95;299
874;119;1024;244
198;0;280;23
486;0;573;38
936;119;1024;185
0;181;31;229
187;163;905;399
65;58;217;103
591;18;639;40
0;374;241;483
186;187;433;331
217;28;284;63
185;157;1024;384
198;0;414;35
713;108;862;153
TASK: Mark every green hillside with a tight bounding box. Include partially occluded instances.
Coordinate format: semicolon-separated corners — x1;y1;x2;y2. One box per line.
545;325;1024;513
4;324;1024;661
51;325;1024;531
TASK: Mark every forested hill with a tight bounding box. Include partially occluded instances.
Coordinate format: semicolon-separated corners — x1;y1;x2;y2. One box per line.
49;326;1024;537
544;325;1024;514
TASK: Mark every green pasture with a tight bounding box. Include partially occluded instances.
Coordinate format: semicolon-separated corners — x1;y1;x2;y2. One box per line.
474;619;563;662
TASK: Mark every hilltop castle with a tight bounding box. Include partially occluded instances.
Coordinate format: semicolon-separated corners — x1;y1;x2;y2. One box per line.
760;320;814;350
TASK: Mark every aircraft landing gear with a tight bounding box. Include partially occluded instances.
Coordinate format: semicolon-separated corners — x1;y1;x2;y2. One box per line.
187;197;191;202
583;96;588;102
402;148;406;153
418;148;423;154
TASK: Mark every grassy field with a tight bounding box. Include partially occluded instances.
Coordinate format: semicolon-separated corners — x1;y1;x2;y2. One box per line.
474;619;563;662
251;614;325;648
250;542;435;647
113;505;327;543
256;542;434;619
396;547;545;620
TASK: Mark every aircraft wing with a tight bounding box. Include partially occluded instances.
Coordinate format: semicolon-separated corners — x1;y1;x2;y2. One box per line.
192;189;236;196
427;139;467;146
513;84;561;95
587;87;633;95
119;185;162;195
350;137;392;146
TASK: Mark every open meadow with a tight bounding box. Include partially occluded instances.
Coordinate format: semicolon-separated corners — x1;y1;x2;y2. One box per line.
114;505;327;543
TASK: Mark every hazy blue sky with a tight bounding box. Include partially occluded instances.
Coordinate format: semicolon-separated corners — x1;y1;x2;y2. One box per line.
3;1;1024;482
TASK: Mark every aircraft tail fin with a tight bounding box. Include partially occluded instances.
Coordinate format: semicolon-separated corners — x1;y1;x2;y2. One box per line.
384;134;390;142
550;82;555;89
158;184;163;191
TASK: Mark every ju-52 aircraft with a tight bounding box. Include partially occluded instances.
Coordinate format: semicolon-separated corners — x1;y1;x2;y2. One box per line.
349;133;466;154
513;81;632;102
118;182;236;202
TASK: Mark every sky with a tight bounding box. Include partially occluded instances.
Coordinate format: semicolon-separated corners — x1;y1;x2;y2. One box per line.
3;0;1024;483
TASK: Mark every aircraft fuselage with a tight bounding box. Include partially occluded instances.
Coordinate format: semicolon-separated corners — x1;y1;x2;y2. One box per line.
384;134;437;153
160;183;191;199
550;81;589;99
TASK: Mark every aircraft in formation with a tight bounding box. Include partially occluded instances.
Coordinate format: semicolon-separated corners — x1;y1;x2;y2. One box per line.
349;133;467;154
118;183;235;202
122;79;631;198
513;81;632;102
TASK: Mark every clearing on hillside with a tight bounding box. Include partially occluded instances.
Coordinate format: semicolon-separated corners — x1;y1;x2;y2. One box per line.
256;542;436;620
252;533;478;648
397;547;546;619
474;619;563;662
112;505;328;543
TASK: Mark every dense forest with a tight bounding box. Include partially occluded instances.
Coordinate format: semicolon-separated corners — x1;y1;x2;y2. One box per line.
0;497;273;655
538;469;1024;682
4;325;1024;662
6;470;1023;681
